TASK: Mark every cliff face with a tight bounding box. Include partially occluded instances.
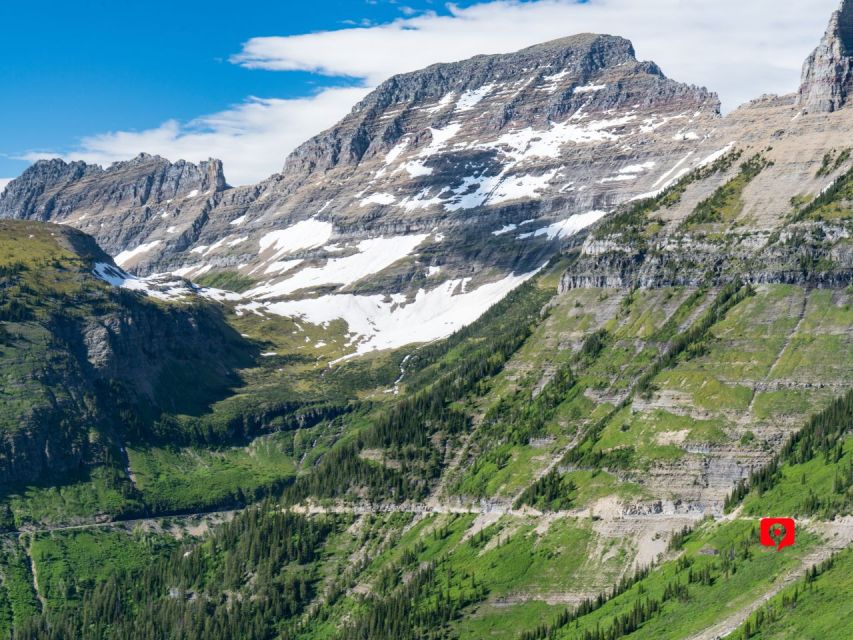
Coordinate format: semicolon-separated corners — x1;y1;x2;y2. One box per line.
0;221;253;487
798;0;853;113
560;92;853;294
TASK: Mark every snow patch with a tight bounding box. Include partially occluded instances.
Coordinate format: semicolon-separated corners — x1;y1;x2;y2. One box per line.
114;240;161;267
518;210;607;240
258;218;334;255
230;215;247;226
401;187;449;212
600;161;656;184
442;167;559;213
245;234;428;299
401;161;433;177
422;92;456;114
697;142;736;168
492;223;518;236
486;115;635;162
227;236;249;247
456;84;494;112
254;268;541;357
172;265;206;277
420;123;463;157
264;259;304;275
360;192;396;207
94;262;192;301
384;141;408;165
574;83;607;94
540;70;571;91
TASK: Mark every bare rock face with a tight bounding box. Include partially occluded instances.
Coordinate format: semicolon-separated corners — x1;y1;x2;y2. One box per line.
0;154;228;258
282;34;717;184
798;0;853;113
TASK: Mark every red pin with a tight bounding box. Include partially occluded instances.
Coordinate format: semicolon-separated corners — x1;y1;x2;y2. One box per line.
760;518;796;551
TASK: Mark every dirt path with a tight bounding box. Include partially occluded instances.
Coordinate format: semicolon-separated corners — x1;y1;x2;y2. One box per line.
0;508;239;538
686;517;853;640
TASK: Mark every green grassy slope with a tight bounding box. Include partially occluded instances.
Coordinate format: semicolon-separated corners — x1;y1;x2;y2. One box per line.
0;220;411;525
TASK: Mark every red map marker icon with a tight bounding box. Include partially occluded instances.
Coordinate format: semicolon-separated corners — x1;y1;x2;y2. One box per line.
760;518;796;551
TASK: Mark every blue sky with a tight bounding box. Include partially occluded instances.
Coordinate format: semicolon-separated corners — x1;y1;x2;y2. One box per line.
0;0;477;180
0;0;837;186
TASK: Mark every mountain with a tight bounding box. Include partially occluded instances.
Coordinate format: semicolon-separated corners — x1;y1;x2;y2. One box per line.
0;3;851;640
0;220;254;489
0;34;724;356
0;154;227;257
2;24;850;359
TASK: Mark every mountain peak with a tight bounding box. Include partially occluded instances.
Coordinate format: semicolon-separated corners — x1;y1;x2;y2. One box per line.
283;33;718;177
0;154;228;225
797;0;853;112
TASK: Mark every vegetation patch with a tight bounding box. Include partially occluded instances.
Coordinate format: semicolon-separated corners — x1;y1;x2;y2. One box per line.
681;154;772;228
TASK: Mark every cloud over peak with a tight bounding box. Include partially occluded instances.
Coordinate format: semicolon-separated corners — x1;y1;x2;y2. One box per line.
21;88;370;186
17;0;838;186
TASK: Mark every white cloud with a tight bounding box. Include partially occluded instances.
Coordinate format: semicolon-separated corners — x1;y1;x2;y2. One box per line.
233;0;836;110
19;0;838;187
22;88;369;186
0;178;11;192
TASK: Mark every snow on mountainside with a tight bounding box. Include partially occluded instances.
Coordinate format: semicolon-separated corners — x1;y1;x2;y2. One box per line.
4;33;728;356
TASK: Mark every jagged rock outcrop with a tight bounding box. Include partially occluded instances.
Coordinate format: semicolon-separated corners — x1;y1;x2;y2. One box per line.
798;0;853;113
0;154;227;258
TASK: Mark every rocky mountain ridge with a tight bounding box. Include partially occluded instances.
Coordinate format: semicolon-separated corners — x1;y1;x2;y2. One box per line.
0;154;227;258
1;8;852;359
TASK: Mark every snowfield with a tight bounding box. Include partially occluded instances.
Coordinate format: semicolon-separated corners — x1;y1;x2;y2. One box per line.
256;268;542;357
94;262;194;301
244;234;429;299
518;210;607;240
100;204;610;359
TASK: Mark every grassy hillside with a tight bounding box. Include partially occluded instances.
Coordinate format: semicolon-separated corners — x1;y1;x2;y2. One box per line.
0;221;413;525
0;146;849;640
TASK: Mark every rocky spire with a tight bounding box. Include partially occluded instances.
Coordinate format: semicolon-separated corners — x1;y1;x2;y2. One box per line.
797;0;853;113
